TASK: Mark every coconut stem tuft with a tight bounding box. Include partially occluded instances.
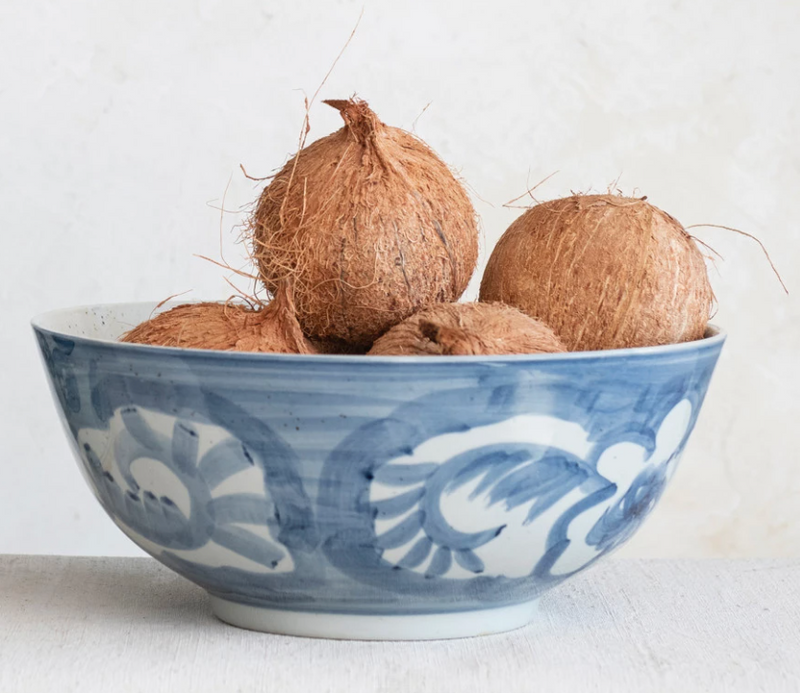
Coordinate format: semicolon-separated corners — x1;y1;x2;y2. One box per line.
323;98;382;144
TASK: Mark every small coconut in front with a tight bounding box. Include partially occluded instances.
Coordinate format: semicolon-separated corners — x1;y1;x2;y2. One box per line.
368;302;565;356
479;194;713;351
121;281;315;354
250;97;479;348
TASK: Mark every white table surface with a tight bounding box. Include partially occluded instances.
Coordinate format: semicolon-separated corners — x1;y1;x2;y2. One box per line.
1;556;798;692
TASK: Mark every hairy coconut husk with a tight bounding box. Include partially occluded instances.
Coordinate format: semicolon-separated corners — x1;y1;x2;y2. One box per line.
121;281;316;354
308;337;370;355
479;195;713;351
368;302;565;356
250;97;479;347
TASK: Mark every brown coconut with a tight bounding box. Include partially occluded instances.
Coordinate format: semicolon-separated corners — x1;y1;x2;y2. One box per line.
479;195;713;352
121;281;315;354
368;302;565;356
307;337;370;355
250;97;479;348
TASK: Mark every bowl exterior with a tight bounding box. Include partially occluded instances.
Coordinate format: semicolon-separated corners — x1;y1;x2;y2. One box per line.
34;323;723;617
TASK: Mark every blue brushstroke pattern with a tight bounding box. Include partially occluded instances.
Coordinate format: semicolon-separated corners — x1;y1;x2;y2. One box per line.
33;319;723;615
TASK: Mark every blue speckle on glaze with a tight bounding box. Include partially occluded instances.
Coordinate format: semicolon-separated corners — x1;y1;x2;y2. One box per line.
33;323;724;615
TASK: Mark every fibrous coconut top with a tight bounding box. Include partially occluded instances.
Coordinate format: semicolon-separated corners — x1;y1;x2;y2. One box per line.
121;281;315;354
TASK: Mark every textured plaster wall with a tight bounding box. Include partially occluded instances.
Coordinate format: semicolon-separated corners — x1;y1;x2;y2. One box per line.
1;0;798;557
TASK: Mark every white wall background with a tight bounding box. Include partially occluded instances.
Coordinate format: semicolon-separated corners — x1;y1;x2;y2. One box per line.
1;0;798;558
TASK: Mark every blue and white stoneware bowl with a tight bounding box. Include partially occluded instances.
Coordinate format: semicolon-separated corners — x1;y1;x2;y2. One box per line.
33;303;724;640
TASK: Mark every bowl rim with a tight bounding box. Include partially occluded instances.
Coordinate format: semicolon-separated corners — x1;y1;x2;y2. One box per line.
31;301;726;364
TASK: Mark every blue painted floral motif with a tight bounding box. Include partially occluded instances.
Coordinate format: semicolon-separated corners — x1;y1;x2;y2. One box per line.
585;460;670;555
318;380;704;603
369;443;610;577
80;405;288;568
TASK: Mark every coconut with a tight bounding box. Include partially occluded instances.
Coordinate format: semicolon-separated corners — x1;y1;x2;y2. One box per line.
121;281;315;354
308;337;369;355
249;97;479;348
479;194;713;351
367;302;565;356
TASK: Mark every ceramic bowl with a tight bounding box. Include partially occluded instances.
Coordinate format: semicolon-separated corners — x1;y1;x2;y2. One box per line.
32;303;724;640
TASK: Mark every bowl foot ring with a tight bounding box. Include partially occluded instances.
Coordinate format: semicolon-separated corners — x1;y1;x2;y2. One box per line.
209;595;539;640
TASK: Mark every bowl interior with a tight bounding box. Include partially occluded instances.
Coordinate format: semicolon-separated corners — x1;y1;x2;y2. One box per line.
32;302;724;363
